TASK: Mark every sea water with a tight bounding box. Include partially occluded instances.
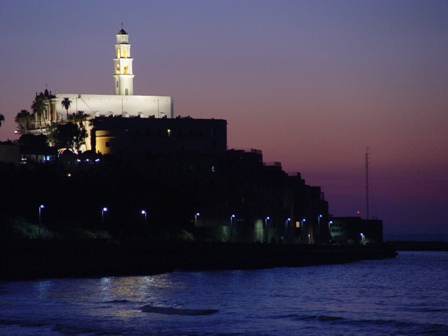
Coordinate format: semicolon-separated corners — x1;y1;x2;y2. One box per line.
0;251;447;335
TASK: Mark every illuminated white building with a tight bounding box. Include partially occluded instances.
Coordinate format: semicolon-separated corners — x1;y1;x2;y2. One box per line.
54;93;172;120
53;27;173;123
26;27;173;151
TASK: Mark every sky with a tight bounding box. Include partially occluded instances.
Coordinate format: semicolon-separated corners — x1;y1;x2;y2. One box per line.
1;0;447;235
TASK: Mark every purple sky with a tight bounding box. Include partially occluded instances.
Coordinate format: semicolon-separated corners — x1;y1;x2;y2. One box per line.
1;0;447;234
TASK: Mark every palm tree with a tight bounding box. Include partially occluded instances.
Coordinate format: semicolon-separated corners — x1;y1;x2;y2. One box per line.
72;111;88;127
31;92;46;133
15;109;34;134
0;114;4;127
61;97;72;121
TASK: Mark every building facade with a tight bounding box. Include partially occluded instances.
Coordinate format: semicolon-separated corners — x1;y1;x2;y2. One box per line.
29;27;173;151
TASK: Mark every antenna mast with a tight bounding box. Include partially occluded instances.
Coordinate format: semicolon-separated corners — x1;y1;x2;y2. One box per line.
365;147;370;220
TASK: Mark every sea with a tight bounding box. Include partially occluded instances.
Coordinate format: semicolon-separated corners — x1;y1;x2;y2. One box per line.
1;250;447;336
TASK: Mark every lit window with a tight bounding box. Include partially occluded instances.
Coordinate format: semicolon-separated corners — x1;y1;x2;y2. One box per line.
295;221;300;228
124;66;128;74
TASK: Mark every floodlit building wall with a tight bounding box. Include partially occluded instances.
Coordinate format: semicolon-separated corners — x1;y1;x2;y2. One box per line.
54;94;173;121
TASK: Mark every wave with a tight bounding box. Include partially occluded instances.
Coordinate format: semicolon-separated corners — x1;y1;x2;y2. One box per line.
141;305;218;316
273;313;448;334
104;299;130;304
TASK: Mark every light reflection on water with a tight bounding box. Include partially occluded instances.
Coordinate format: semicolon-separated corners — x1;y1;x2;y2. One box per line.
0;251;447;335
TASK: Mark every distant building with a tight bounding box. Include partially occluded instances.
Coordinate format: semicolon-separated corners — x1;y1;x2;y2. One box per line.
328;217;383;245
91;116;227;160
88;113;330;243
16;26;332;244
29;27;173;152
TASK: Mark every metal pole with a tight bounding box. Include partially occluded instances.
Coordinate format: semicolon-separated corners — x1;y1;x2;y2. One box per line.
102;207;108;228
195;213;200;226
141;210;147;226
38;205;44;237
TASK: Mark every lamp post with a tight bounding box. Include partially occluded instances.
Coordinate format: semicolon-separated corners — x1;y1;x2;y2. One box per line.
230;214;235;226
39;204;45;224
265;216;270;243
285;217;291;243
302;218;307;244
194;212;200;226
141;210;147;226
318;214;322;244
102;207;108;228
38;205;45;237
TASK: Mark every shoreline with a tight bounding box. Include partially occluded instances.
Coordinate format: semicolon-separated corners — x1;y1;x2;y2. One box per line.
1;240;397;281
387;240;448;251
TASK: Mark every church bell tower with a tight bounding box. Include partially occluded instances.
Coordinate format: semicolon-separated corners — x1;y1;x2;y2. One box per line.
113;25;134;95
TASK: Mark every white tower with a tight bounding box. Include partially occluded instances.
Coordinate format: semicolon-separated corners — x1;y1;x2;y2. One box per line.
113;26;134;95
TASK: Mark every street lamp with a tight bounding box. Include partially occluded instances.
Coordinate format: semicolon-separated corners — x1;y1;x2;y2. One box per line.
38;205;45;237
302;218;307;244
318;214;322;244
141;210;147;226
230;214;235;226
39;204;45;224
265;217;270;243
194;212;200;226
102;207;108;227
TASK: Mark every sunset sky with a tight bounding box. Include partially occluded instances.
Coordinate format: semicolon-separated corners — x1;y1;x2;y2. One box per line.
1;0;447;235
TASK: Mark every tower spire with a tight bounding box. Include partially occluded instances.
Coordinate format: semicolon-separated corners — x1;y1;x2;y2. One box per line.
113;26;134;95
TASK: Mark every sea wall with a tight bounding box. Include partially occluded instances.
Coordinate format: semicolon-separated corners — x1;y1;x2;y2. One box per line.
389;241;448;251
0;240;396;281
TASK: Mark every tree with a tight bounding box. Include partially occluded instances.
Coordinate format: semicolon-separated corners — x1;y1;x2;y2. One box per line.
0;114;4;127
68;110;88;128
45;122;59;146
49;121;87;153
31;92;47;133
19;133;48;147
61;97;72;121
15;110;34;134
